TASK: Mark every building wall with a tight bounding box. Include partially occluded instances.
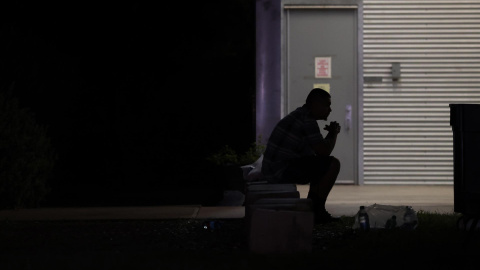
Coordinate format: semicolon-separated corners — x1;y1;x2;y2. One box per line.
362;0;480;184
256;0;480;185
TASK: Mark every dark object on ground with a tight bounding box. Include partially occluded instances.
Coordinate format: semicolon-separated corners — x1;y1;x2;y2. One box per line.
450;103;480;217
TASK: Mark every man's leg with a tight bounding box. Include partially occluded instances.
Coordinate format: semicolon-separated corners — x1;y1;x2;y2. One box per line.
280;156;340;222
308;157;341;222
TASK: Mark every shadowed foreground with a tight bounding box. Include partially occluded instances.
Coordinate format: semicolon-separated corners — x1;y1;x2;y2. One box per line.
0;213;478;270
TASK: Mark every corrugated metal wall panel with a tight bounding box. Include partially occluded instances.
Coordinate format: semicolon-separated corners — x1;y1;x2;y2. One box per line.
363;0;480;185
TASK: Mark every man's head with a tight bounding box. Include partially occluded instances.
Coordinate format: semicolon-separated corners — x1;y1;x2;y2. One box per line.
305;88;331;120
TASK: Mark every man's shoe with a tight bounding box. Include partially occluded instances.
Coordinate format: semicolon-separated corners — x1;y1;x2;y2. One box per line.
315;210;341;224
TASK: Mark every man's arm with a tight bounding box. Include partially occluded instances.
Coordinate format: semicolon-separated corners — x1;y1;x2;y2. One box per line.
312;121;341;156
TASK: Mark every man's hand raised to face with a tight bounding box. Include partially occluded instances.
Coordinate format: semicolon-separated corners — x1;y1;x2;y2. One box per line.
324;121;341;134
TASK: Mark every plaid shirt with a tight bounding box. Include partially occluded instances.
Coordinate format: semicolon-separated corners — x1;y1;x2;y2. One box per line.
261;105;324;182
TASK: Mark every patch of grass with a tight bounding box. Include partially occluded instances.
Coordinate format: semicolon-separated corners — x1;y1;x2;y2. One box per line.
300;211;478;269
1;212;479;270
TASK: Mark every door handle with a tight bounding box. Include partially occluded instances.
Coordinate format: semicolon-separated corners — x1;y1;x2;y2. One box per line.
345;104;352;131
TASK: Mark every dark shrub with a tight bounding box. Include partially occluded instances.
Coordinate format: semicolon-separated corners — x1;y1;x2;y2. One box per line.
0;83;57;209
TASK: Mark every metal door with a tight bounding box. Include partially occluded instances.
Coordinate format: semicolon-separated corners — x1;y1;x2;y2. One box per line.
285;7;358;184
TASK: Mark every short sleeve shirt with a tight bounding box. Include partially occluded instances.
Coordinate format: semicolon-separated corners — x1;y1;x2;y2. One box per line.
261;105;324;182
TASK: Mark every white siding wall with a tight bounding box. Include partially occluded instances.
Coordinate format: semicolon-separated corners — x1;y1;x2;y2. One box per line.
363;0;480;184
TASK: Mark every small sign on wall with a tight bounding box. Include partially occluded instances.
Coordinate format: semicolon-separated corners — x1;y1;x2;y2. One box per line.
314;83;330;93
315;57;331;78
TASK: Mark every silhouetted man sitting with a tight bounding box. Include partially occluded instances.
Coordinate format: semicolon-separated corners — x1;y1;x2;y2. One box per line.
261;88;341;224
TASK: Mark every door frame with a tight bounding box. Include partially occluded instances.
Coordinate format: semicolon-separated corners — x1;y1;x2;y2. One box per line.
281;0;364;185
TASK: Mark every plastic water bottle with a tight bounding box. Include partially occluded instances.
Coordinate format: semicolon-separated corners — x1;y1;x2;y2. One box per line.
358;206;370;231
402;206;417;230
385;215;397;229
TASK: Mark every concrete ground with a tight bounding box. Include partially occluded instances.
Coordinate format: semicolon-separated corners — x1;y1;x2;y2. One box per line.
0;185;455;221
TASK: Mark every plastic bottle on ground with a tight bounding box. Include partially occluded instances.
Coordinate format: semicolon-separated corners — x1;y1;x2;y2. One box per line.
402;206;417;230
358;206;370;231
385;215;397;229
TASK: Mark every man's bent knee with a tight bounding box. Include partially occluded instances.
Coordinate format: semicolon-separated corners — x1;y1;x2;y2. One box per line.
330;156;341;172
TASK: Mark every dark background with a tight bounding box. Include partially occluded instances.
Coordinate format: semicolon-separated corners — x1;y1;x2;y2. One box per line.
0;1;256;206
